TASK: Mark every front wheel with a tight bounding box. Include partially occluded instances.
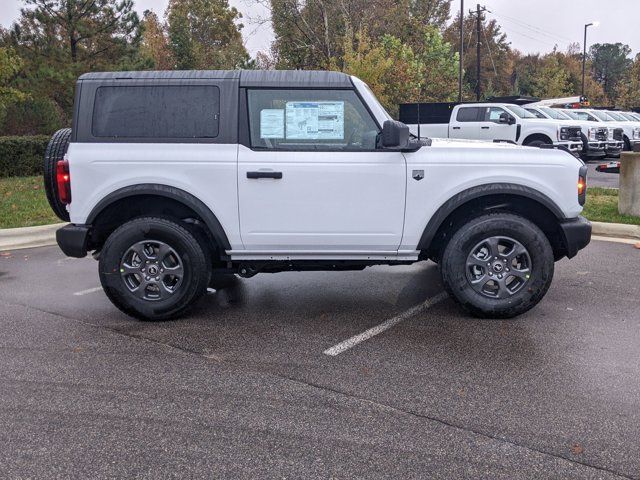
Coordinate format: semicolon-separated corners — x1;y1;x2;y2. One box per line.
99;217;211;321
440;213;554;319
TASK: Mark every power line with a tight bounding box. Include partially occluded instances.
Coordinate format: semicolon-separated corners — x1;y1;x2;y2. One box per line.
481;23;498;80
489;10;574;43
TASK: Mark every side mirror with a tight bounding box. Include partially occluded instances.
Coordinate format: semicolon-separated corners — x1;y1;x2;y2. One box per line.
499;112;515;125
381;120;422;152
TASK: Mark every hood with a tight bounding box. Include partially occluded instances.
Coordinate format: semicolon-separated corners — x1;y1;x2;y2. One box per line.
415;137;583;167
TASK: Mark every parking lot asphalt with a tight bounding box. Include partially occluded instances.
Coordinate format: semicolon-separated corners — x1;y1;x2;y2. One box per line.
1;239;639;479
587;158;620;188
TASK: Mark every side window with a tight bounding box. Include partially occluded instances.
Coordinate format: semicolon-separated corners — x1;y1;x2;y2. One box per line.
247;89;379;151
485;107;507;123
92;85;220;139
526;108;546;119
456;107;482;122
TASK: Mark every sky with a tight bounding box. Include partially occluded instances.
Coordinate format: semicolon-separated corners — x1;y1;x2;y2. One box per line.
1;0;639;58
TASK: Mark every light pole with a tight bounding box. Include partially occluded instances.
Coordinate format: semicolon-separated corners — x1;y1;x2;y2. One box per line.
582;21;599;97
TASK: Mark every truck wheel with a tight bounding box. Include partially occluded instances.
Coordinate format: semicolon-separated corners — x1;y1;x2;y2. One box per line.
524;138;549;148
440;213;554;319
98;217;211;321
43;128;72;222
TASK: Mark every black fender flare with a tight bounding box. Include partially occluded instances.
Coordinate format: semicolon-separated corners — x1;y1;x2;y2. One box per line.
416;183;566;250
86;184;231;250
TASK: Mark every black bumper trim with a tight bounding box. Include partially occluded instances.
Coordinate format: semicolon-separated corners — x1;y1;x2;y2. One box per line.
56;224;90;258
559;216;591;259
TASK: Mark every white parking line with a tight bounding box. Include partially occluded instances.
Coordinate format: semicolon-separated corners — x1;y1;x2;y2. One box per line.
323;291;448;356
73;286;103;296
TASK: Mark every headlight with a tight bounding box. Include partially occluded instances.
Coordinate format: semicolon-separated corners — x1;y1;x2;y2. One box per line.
557;126;570;141
588;127;597;141
633;128;640;140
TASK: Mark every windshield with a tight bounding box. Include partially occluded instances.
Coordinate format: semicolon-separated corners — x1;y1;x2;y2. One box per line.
591;110;614;122
505;105;537;119
540;107;569;120
606;111;627;121
621;112;638;121
525;108;546;119
564;110;596;121
361;82;392;121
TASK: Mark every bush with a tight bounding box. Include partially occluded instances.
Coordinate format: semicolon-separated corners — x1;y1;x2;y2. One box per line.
0;135;49;178
0;97;64;136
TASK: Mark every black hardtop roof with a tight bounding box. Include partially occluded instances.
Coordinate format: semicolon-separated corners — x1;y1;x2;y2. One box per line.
78;70;354;88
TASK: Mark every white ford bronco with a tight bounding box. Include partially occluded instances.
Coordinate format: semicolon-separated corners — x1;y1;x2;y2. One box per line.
45;70;591;321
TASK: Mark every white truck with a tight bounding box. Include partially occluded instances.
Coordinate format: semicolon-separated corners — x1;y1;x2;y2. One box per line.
562;109;625;157
600;110;640;151
524;105;607;159
400;102;583;154
45;70;591;321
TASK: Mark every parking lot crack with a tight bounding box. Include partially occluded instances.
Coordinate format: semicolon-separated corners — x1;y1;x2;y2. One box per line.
257;370;635;480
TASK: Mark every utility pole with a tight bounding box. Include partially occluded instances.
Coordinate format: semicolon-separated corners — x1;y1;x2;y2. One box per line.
469;4;487;101
458;0;464;102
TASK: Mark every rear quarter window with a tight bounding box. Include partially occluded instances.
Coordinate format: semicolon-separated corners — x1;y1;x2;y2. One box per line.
92;85;220;139
456;107;482;122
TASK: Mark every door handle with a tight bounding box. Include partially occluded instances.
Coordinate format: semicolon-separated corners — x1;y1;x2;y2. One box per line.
247;171;283;179
452;126;461;130
481;126;490;129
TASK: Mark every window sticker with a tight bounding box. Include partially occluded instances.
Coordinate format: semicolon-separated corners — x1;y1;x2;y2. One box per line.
285;101;344;140
260;109;285;139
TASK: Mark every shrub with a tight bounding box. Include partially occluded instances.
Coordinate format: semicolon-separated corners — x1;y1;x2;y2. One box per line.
0;97;64;136
0;135;49;178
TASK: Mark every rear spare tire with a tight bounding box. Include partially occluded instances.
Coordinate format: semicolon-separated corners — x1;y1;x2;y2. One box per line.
44;128;72;222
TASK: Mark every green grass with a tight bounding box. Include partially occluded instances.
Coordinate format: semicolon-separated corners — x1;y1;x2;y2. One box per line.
582;187;640;226
0;176;60;229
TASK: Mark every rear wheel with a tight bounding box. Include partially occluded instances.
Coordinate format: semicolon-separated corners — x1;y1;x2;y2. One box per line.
99;217;211;321
43;128;72;222
440;213;554;319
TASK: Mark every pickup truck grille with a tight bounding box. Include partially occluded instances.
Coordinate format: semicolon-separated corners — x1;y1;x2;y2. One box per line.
595;128;607;141
612;128;624;141
566;127;581;141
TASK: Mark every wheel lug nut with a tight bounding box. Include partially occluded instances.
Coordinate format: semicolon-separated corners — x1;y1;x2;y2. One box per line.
155;277;159;281
489;272;493;276
498;274;503;279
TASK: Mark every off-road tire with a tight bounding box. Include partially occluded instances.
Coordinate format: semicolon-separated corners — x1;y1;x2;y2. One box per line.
440;213;554;319
44;128;72;222
99;217;211;321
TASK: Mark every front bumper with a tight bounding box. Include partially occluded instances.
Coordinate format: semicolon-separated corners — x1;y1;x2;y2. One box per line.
606;141;624;157
559;216;592;259
57;224;90;258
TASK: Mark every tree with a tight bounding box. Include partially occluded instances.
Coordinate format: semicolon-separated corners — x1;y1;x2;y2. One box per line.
0;46;28;130
4;0;142;122
616;54;640;109
589;43;632;103
267;0;452;70
166;0;250;70
11;0;140;64
444;13;513;100
333;26;457;116
139;10;174;69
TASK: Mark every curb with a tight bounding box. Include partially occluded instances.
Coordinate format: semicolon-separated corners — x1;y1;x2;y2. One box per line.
1;220;639;252
0;223;66;252
591;221;640;240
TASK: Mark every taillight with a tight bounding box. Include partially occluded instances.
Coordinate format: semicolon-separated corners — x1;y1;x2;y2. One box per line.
578;165;587;206
56;160;71;204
